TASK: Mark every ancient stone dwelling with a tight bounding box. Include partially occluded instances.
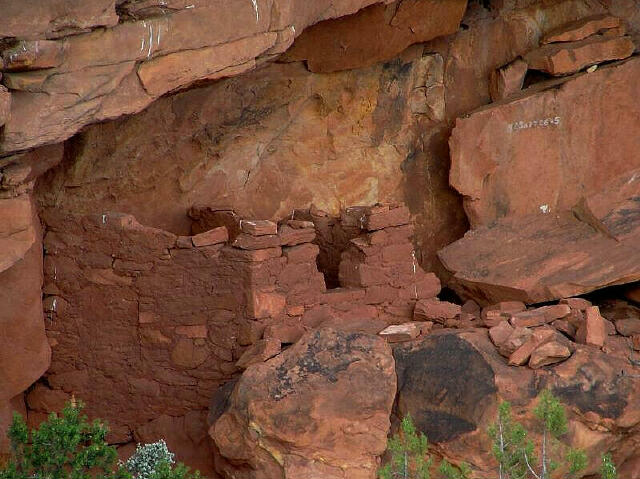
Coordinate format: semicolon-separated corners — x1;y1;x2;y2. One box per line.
1;0;640;478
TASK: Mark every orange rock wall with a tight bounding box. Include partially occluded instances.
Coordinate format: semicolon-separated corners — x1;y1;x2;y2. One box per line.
34;204;438;476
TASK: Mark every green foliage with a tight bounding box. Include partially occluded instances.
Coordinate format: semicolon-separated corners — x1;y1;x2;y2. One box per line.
488;401;534;479
148;461;199;479
378;415;432;479
487;390;624;479
533;390;568;439
0;400;129;479
566;449;587;478
438;460;471;479
0;401;200;479
125;440;174;479
379;416;474;479
600;453;617;479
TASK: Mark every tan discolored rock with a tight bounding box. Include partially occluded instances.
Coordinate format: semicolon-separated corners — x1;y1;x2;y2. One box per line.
0;86;10;127
247;291;286;320
212;328;396;479
379;323;421;343
542;14;622;44
529;341;571;369
489;59;528;101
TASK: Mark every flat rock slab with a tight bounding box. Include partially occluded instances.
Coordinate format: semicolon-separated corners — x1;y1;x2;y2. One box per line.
439;212;640;304
449;56;640;228
525;34;634;76
542;14;622;44
439;170;640;304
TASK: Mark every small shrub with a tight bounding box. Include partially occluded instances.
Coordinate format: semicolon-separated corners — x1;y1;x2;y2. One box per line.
438;460;471;479
125;440;174;479
489;390;621;479
379;415;471;479
378;415;432;479
0;399;129;479
600;453;617;479
125;440;199;479
0;401;199;479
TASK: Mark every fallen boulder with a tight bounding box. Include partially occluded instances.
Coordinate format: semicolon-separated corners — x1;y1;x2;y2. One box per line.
211;328;396;479
393;330;640;476
439;165;640;304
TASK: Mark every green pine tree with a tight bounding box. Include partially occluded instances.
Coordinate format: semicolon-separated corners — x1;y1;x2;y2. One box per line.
488;401;534;479
600;453;617;479
489;390;587;479
378;415;432;479
0;400;129;479
438;460;471;479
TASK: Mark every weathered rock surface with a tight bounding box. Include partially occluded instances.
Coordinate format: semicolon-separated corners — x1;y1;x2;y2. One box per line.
542;14;622;44
0;195;37;273
393;330;640;476
211;328;396;479
438;0;610;121
281;0;466;72
525;34;634;76
0;0;405;154
449;56;640;228
528;341;571;368
0;87;10;127
0;197;50;406
439;168;640;304
35;54;466;272
489;58;528;101
439;211;640;305
0;0;118;39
